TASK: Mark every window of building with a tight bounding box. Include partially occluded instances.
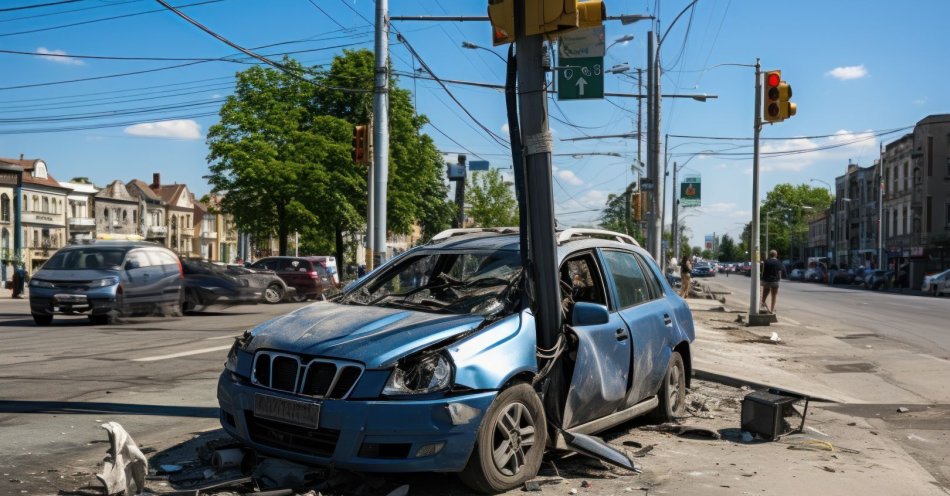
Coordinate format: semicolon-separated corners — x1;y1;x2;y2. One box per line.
903;163;909;191
902;206;908;234
42;197;49;213
892;209;898;236
1;193;9;222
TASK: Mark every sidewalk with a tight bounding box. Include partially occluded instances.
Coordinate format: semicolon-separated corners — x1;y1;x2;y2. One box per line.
684;297;950;494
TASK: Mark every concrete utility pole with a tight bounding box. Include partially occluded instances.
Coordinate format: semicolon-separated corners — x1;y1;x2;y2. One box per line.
646;31;656;259
372;0;389;267
366;115;375;271
750;58;763;317
671;161;679;261
515;2;560;355
647;31;663;262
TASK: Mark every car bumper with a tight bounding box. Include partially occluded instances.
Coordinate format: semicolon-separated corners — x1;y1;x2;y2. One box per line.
29;287;119;316
216;371;496;473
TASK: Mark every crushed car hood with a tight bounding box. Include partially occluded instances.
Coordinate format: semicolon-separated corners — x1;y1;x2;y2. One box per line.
246;302;485;368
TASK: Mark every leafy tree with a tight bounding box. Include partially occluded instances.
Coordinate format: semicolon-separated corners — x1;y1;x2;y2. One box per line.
466;169;518;227
599;184;644;245
717;233;738;261
701;249;713;260
691;246;702;257
761;183;832;261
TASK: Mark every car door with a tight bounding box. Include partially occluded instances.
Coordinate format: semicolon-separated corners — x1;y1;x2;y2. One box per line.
145;248;182;305
121;249;157;311
560;251;632;429
599;249;674;408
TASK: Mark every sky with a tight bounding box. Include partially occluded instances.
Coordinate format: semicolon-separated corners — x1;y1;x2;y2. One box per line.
1;0;948;249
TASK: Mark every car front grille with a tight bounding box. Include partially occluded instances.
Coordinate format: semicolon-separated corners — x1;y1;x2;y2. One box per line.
251;351;363;399
49;281;92;291
245;411;340;457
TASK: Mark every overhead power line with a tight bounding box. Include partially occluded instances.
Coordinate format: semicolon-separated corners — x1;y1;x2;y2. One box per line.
154;0;371;94
0;0;141;24
668;126;911;141
0;0;81;13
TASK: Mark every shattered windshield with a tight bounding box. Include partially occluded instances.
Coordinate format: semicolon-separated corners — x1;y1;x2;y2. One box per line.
341;250;522;315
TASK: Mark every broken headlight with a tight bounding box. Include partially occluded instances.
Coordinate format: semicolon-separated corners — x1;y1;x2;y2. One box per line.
383;351;454;395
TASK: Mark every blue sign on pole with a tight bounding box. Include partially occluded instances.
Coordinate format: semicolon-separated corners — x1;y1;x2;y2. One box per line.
469;160;490;171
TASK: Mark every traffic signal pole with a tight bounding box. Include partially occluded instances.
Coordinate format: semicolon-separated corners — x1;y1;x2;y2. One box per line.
750;58;763;317
515;10;561;355
372;0;390;268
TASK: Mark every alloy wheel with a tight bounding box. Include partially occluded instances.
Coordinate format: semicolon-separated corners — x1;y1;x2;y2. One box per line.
491;402;536;477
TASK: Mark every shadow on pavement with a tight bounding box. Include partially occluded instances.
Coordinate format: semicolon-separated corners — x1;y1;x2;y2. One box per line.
0;400;218;418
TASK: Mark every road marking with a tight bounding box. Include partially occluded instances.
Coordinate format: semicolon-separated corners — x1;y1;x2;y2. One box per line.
132;345;232;362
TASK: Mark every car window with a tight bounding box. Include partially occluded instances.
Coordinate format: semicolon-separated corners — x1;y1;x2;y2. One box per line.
560;252;608;307
125;250;152;269
145;249;177;267
250;259;275;271
342;250;522;316
634;253;664;299
43;247;128;270
601;250;651;309
278;259;309;272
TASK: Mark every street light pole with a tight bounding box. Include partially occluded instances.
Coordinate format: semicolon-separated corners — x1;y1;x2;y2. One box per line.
750;58;763;317
372;0;389;267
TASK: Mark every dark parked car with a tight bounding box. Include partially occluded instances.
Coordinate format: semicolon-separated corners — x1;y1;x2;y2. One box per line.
29;241;183;325
222;265;296;304
218;228;695;492
180;259;279;312
249;256;332;302
691;263;714;277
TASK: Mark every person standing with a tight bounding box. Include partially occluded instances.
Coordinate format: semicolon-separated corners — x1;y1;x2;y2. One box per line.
761;250;785;313
679;255;692;298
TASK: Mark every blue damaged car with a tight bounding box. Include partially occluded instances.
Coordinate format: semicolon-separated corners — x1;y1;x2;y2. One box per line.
217;228;695;493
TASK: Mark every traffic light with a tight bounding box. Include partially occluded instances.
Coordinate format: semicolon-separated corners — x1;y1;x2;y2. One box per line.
763;70;796;123
487;0;515;46
523;0;577;37
352;125;367;165
577;0;606;29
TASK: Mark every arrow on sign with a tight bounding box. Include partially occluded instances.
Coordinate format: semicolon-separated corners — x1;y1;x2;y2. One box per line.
575;77;588;96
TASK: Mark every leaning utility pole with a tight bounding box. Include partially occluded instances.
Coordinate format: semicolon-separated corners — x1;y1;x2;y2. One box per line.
646;30;663;262
372;0;390;267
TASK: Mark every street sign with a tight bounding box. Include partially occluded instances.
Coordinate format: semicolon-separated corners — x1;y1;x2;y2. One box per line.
640;178;655;191
469;160;490;171
558;26;605;101
680;175;702;207
446;163;466;180
558;56;604;100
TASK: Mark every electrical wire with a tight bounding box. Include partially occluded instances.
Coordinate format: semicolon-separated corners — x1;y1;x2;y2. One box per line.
0;0;141;24
0;0;81;13
0;0;224;38
668;126;911;141
304;0;345;30
0;111;219;135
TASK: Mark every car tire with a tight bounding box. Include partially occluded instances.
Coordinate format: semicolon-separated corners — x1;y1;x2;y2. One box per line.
263;284;284;304
32;313;53;326
88;314;110;325
650;351;687;422
459;383;547;494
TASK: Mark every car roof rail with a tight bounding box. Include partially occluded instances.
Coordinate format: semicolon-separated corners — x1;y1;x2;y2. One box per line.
556;228;640;247
430;227;519;242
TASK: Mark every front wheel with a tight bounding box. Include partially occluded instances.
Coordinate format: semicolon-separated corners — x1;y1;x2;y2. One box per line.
459;383;547;494
32;313;53;326
650;351;687;422
263;284;284;304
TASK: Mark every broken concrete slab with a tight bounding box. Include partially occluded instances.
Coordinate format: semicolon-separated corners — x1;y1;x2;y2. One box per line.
95;422;148;496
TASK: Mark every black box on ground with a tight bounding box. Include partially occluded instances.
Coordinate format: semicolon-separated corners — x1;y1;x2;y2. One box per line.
741;390;807;440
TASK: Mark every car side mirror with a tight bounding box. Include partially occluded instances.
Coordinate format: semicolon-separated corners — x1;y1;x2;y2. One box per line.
572;302;610;327
125;260;140;270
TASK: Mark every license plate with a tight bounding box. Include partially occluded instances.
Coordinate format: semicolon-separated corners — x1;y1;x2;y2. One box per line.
254;394;320;429
54;294;88;303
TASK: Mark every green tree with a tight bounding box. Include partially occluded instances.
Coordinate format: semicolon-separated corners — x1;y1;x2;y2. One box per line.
761;183;832;261
466;169;518;227
717;233;738;261
599;185;644;245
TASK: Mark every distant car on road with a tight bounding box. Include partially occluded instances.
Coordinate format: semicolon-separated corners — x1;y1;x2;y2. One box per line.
691;263;715;277
28;241;183;325
180;258;284;312
248;256;333;302
789;268;806;281
922;269;950;296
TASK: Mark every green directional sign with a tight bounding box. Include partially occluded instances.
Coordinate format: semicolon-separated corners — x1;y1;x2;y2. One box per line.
557;56;604;100
680;176;702;207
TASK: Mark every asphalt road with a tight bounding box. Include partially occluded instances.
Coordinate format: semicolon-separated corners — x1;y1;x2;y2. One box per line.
0;297;309;494
706;273;950;356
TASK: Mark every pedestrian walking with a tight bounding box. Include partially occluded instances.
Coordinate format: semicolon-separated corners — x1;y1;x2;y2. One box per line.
679;255;692;298
11;263;26;299
761;250;785;313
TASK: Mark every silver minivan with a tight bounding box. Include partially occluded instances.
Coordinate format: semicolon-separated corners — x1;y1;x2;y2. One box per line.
28;241;184;325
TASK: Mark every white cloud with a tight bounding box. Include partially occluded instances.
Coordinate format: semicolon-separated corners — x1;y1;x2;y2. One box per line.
700;202;736;214
729;210;751;219
211;93;222;99
36;47;84;66
500;122;510;134
826;64;867;80
124;119;202;139
556;169;584;186
913;97;927;105
758;129;878;173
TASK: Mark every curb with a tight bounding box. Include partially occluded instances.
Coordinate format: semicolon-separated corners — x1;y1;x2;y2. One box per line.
692;368;839;403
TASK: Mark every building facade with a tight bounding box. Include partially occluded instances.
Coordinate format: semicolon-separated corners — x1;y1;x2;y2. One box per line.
94;180;139;238
882;133;915;262
127;178;167;244
807;212;829;260
0;161;23;285
63;180;98;243
12;158;69;272
834;162;880;268
151;174;196;256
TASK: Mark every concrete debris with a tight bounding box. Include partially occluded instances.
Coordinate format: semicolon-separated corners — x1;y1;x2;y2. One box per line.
95;421;148;496
524;480;542;491
770;332;781;342
897;407;910;413
581;480;592;488
253;458;316;490
569;489;579;495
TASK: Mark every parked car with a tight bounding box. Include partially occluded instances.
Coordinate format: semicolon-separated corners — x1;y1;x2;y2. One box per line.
922;269;950;296
789;268;806;281
248;256;333;302
866;270;893;290
805;267;825;282
218;228;695;492
28;241;183;325
180;258;292;312
223;265;296;304
691;263;715;277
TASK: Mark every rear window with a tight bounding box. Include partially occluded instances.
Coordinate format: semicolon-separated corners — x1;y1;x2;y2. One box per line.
43;247;128;270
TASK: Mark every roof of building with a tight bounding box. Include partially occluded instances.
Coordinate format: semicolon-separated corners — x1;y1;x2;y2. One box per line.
95;179;137;203
0;157;67;190
61;181;99;195
156;184;191;209
126;179;163;202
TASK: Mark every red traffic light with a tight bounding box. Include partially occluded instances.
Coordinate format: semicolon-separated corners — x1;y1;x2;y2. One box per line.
766;72;780;87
